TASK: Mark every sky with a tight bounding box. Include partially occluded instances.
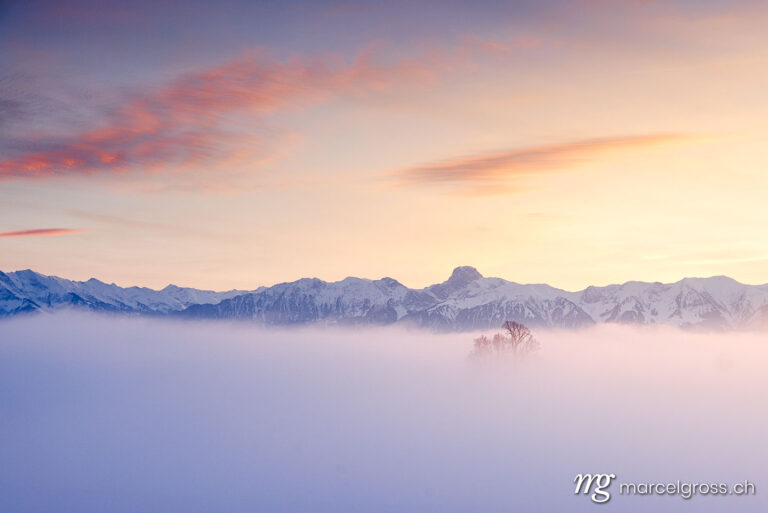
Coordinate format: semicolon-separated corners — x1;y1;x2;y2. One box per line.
2;0;768;291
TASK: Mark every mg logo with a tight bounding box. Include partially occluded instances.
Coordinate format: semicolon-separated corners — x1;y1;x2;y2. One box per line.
574;473;616;504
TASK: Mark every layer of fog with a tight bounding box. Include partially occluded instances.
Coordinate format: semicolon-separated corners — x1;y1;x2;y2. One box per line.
1;314;766;512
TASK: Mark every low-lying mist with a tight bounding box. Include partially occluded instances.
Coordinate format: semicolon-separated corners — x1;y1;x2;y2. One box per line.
1;314;765;512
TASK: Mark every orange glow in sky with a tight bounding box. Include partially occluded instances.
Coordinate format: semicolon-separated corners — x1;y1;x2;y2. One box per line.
2;1;768;290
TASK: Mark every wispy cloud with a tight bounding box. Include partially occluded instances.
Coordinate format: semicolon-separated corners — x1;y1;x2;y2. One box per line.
392;134;686;193
0;32;551;187
0;228;83;238
0;49;441;183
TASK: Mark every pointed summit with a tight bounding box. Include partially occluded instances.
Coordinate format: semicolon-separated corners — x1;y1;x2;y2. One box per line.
428;266;483;300
448;266;483;282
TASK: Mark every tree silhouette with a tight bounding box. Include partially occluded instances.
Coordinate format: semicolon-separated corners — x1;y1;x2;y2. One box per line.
471;321;540;359
502;321;540;354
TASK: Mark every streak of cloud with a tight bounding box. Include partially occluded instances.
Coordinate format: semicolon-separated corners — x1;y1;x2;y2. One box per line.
0;228;83;238
392;133;687;191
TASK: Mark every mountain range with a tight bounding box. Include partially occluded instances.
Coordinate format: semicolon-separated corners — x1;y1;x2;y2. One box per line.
3;266;768;331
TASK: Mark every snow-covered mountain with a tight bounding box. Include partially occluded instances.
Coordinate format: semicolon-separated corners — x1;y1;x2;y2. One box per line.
0;270;245;317
178;266;768;331
4;267;768;331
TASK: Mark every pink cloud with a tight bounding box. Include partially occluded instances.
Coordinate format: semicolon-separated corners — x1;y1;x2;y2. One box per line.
392;134;687;193
0;33;550;186
0;49;440;182
0;228;84;238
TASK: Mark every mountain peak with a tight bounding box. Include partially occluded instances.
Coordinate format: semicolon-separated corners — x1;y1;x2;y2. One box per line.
448;266;483;282
427;266;484;300
13;269;41;278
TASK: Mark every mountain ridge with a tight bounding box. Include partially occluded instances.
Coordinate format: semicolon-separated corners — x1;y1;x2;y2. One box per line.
3;267;768;331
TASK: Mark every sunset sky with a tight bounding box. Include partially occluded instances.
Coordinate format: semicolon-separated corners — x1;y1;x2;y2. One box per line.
2;0;768;291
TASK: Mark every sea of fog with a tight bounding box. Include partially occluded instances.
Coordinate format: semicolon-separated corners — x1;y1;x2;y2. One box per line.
1;314;766;512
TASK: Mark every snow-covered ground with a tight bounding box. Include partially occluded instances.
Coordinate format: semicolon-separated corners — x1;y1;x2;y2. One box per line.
0;315;765;512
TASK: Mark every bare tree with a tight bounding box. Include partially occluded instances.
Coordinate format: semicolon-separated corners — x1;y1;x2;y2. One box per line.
502;321;540;354
470;321;540;360
473;334;490;351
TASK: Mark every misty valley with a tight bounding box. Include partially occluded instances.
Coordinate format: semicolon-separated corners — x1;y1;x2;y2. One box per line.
1;314;764;512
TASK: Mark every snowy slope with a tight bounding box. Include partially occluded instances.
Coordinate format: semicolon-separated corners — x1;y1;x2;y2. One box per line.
575;276;768;329
182;276;413;325
0;270;245;316
4;267;768;331
178;266;768;331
